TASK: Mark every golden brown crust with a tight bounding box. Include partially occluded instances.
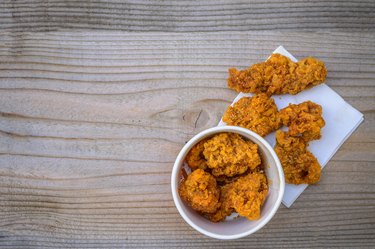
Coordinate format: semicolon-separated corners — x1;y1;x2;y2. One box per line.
185;139;208;170
229;172;268;220
223;94;282;137
228;53;327;95
179;169;220;214
204;183;235;222
203;133;261;177
215;166;258;186
274;130;321;184
279;101;325;141
205;172;268;222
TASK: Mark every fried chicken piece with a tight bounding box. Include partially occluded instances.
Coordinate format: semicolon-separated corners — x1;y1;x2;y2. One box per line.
279;101;325;141
229;172;269;220
228;53;327;95
205;183;235;222
223;94;282;137
185;139;208;170
206;172;268;222
203;133;261;177
179;169;220;214
274;130;321;184
207;172;268;222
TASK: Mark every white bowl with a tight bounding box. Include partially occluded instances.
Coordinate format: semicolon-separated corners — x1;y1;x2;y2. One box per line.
171;126;285;240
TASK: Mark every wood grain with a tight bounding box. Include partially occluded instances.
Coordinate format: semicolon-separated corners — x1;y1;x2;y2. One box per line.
0;31;374;248
1;0;375;32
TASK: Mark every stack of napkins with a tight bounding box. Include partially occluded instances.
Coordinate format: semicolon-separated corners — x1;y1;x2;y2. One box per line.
218;46;364;208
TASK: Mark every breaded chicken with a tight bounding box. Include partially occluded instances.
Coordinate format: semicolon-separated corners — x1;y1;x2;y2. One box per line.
228;53;327;95
185;139;208;170
223;94;282;137
179;169;220;214
229;172;268;220
203;133;261;177
204;183;235;222
279;101;325;141
206;172;268;222
274;130;321;184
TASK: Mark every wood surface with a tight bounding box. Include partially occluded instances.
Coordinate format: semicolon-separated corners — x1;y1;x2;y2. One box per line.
1;0;375;32
0;1;375;248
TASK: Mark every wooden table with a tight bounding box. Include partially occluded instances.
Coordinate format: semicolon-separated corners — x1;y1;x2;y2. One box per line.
1;1;375;248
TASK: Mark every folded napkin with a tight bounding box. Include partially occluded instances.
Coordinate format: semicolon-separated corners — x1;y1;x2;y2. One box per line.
218;46;364;208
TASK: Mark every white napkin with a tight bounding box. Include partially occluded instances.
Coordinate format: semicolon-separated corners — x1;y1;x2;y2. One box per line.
218;46;364;208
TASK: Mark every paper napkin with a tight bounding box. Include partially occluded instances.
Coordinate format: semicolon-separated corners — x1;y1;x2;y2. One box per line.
218;46;364;208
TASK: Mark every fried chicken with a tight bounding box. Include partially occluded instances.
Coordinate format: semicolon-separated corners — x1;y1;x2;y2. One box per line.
181;133;269;222
185;138;208;170
229;172;268;220
279;101;325;141
223;94;282;137
228;53;327;95
204;183;235;222
274;130;321;184
205;172;268;222
203;133;261;177
179;169;220;214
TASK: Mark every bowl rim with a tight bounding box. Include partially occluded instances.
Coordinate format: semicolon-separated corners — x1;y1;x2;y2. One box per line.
171;126;285;240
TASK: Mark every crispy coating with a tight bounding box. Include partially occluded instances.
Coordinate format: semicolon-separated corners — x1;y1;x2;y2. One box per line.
215;174;242;186
274;130;321;184
228;53;327;95
205;183;235;222
185;139;208;170
215;162;265;186
229;172;268;220
179;169;220;213
206;172;268;222
279;101;325;141
203;133;261;177
223;94;282;137
215;169;250;186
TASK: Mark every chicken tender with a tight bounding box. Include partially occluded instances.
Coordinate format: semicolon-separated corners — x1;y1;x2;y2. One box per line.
203;133;261;177
228;53;327;95
274;130;321;184
185;139;208;170
279;101;325;141
223;94;282;137
179;169;220;213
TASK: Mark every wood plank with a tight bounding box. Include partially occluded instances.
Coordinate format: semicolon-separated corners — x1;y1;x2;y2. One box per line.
0;31;374;248
0;0;374;32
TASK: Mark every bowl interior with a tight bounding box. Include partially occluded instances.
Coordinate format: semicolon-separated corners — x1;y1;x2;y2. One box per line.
172;126;284;239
